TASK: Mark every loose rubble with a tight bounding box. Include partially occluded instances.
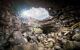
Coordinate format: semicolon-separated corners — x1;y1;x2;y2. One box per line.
0;3;80;50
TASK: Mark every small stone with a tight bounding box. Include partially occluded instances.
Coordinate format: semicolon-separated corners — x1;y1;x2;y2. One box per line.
61;39;67;44
51;32;55;37
58;32;62;37
54;45;61;50
48;38;55;43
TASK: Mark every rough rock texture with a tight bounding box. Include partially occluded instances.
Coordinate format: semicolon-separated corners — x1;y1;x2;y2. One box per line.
0;0;80;50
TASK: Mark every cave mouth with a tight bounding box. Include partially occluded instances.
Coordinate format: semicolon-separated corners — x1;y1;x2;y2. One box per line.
19;7;50;21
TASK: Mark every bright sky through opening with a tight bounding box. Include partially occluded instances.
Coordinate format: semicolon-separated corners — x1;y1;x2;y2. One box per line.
20;7;50;20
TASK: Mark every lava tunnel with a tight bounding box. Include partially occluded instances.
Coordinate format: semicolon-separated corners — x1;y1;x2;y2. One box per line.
0;0;80;50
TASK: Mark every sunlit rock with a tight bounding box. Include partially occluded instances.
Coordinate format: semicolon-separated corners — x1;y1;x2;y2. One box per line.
33;28;43;34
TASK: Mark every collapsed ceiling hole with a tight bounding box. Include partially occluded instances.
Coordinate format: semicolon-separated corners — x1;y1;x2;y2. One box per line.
19;7;50;21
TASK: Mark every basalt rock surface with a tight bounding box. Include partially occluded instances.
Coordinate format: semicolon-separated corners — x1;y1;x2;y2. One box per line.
0;0;80;50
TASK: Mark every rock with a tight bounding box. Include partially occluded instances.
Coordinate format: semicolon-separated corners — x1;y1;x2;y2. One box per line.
38;47;44;50
50;32;55;38
23;38;28;43
29;35;38;43
48;38;55;43
74;28;80;33
33;28;43;34
22;32;27;37
13;31;27;44
11;43;38;50
38;34;44;42
63;41;75;50
54;45;61;50
57;32;62;37
72;33;80;41
73;41;80;48
61;39;67;44
38;42;44;50
43;38;55;48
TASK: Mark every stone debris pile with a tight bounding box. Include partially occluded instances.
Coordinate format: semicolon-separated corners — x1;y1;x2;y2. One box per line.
0;6;80;50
